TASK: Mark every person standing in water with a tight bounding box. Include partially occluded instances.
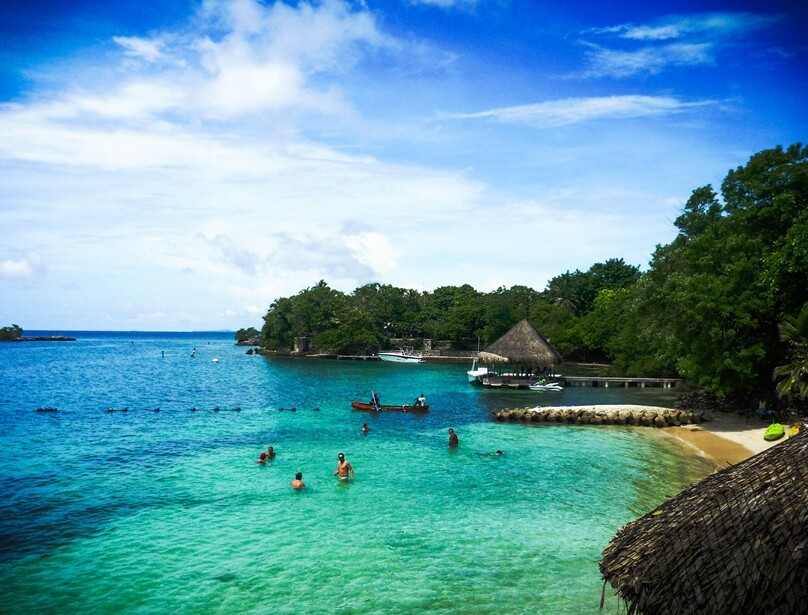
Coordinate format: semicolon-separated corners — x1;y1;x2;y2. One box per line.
290;472;305;490
334;452;355;480
448;428;459;448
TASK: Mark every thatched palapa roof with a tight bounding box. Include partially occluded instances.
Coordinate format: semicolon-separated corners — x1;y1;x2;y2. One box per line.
600;428;808;615
478;319;561;368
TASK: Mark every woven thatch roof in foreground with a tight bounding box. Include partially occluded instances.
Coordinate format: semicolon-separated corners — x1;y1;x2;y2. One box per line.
478;319;561;368
600;428;808;615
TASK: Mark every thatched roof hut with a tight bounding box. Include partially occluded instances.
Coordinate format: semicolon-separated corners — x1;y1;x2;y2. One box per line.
600;428;808;615
478;319;561;369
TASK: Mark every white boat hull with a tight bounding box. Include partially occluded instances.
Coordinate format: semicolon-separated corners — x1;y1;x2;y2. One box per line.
529;382;563;392
378;352;423;363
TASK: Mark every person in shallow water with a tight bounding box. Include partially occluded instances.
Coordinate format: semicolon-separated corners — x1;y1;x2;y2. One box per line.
290;472;305;490
362;423;370;434
266;446;276;459
448;428;459;448
334;452;354;480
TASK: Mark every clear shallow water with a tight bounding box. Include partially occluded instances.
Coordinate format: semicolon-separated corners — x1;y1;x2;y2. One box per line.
0;332;713;614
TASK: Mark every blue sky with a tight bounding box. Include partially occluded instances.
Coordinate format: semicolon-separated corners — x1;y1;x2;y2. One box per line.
2;0;806;331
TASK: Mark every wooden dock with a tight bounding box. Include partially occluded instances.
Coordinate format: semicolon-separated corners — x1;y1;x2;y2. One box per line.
480;375;682;389
562;376;682;389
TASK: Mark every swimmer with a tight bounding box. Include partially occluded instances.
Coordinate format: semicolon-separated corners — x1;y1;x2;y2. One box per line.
362;423;370;435
266;446;276;459
290;472;305;490
333;452;354;480
448;428;459;448
256;451;268;464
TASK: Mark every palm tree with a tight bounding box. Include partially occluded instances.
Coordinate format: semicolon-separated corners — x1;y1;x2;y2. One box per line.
774;305;808;400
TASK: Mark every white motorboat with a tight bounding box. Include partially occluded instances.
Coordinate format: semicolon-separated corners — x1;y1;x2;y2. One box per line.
529;379;563;392
467;358;491;384
378;348;423;363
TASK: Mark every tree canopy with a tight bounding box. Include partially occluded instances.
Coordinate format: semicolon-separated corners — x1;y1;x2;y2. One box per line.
254;144;808;402
0;325;23;341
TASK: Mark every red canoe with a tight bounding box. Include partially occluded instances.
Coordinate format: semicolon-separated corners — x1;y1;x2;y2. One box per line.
351;401;429;413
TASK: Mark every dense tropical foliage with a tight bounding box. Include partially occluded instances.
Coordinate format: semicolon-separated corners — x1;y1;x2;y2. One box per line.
251;144;808;401
0;325;23;341
235;327;260;344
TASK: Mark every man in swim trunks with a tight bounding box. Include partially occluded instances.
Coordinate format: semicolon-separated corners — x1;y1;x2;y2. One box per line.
290;472;305;489
334;452;354;480
448;428;459;448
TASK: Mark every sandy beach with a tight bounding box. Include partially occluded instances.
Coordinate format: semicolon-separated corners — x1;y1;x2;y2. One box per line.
661;409;785;467
535;405;788;468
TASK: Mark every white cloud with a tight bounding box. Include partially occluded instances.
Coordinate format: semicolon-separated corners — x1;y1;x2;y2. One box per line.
0;253;43;279
113;36;172;63
583;12;781;77
599;12;781;41
584;43;714;77
408;0;479;7
443;95;715;127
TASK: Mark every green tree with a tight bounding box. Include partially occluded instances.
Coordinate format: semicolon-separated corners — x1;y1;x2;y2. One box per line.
0;324;23;341
235;327;259;343
317;309;385;353
774;304;808;400
620;144;808;394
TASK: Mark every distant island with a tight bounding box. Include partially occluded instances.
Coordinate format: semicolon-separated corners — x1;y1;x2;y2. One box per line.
0;325;76;342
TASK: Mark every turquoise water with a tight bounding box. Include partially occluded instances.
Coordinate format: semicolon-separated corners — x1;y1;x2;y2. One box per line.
0;332;713;614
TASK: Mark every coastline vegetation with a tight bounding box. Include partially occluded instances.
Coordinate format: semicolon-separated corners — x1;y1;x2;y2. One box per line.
0;325;23;341
251;144;808;404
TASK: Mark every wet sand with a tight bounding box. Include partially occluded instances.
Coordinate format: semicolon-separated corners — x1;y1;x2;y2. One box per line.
661;410;783;467
537;404;786;468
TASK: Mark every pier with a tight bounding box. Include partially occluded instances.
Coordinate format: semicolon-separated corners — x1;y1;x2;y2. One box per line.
480;375;683;389
562;376;682;389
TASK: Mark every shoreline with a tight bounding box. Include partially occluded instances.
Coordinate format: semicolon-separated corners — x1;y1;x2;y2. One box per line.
535;405;783;468
661;409;782;467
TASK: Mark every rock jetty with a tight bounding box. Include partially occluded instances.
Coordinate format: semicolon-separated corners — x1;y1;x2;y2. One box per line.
492;405;703;427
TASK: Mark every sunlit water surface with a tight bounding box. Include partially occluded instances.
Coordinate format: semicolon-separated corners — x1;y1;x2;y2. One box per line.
0;332;713;614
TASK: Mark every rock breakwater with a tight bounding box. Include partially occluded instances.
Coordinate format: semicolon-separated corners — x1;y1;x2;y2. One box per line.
493;405;703;427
